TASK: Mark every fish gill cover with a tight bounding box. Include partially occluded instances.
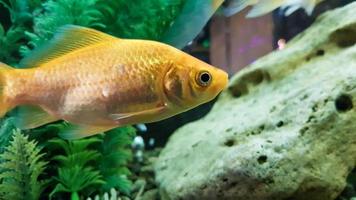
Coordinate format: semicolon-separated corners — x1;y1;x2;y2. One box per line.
0;0;187;199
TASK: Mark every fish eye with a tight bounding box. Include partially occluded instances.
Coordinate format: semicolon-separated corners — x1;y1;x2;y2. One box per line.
196;71;212;87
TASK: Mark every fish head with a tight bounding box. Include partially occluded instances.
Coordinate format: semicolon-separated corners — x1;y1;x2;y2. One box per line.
163;52;228;110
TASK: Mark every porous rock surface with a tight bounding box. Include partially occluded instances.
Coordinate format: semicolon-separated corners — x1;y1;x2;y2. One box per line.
155;3;356;200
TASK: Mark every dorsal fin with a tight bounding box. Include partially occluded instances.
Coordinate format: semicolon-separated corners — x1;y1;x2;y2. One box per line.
20;25;118;68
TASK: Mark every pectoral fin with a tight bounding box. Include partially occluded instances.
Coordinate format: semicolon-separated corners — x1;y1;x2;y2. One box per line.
109;106;166;121
13;105;59;129
58;123;115;140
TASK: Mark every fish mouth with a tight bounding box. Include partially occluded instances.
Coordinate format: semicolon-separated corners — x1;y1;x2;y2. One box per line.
221;71;229;88
213;69;229;92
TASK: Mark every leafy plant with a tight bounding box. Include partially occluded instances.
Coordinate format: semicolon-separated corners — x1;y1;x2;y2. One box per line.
97;0;185;40
98;126;136;195
20;0;104;56
47;126;136;198
0;129;48;200
20;0;186;56
0;0;36;25
0;25;26;64
0;0;42;64
0;117;17;152
48;137;105;199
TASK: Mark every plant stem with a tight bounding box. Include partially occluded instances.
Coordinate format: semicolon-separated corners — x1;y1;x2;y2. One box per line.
71;192;80;200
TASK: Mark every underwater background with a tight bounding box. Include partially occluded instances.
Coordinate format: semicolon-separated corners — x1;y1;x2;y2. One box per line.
0;0;188;199
0;0;355;200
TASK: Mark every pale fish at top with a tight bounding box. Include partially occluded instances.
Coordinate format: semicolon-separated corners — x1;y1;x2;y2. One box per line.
0;25;228;140
163;0;324;49
223;0;325;17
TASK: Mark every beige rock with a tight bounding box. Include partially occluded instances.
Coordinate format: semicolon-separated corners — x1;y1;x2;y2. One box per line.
141;189;159;200
155;2;356;200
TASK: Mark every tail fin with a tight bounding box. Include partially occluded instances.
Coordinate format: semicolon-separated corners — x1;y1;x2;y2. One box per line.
0;62;13;117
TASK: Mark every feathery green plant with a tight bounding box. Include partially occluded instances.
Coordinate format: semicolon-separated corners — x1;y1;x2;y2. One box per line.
97;0;185;40
48;137;105;199
0;117;17;152
98;126;136;195
20;0;104;56
47;126;136;198
0;0;37;25
0;0;42;64
0;25;26;64
0;130;48;200
20;0;186;55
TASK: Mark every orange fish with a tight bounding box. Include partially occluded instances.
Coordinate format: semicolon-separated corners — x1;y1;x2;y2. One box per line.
0;25;228;139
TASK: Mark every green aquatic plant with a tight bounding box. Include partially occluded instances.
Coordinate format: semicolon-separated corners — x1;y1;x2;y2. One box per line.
48;137;105;199
98;126;136;195
0;0;42;64
20;0;104;55
20;0;186;55
47;126;136;199
0;130;48;200
0;25;26;64
97;0;185;40
0;0;39;25
0;117;17;152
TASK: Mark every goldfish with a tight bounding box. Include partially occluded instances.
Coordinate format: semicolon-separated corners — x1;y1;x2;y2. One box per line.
0;25;228;140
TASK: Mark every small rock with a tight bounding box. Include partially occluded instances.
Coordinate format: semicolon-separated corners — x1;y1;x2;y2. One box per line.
131;179;146;194
147;156;158;165
141;165;154;174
